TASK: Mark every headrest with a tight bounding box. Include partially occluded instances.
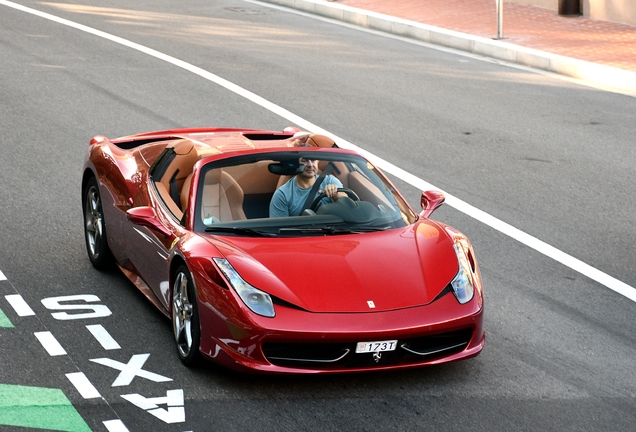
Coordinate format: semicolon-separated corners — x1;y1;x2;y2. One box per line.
167;139;196;156
307;134;336;148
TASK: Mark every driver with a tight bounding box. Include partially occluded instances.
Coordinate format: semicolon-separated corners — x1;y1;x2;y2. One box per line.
269;156;347;217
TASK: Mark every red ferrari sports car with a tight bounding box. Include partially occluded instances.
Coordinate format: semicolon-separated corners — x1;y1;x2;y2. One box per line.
82;127;484;373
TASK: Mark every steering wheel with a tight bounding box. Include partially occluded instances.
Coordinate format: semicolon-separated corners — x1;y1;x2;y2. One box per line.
309;188;360;212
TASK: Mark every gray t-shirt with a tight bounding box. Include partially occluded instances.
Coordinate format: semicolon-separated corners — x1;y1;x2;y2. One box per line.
269;175;343;217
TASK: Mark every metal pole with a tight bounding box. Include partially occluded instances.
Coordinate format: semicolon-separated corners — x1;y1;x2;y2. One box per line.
496;0;504;39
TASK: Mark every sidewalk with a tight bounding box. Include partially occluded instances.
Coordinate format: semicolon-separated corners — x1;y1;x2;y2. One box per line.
262;0;636;95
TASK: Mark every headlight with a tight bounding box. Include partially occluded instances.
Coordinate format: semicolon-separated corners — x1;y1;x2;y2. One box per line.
213;258;275;318
450;241;475;304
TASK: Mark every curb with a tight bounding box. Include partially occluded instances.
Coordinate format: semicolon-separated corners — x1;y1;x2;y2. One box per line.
261;0;636;95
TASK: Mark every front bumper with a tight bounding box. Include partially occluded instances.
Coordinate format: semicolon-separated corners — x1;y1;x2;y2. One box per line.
197;289;484;374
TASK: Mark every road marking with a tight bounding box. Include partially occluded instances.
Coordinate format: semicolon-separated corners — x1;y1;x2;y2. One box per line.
34;331;67;356
90;354;172;386
346;153;636;304
42;294;112;320
0;383;91;431
0;270;6;281
0;308;13;328
86;324;121;350
247;0;636;99
66;372;102;399
5;294;35;316
103;419;130;432
1;0;634;303
122;389;185;424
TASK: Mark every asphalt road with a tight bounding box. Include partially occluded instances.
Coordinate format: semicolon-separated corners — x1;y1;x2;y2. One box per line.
1;0;635;431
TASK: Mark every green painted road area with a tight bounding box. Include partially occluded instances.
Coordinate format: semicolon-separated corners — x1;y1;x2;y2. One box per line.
0;384;91;431
0;307;13;328
1;304;91;431
1;302;93;430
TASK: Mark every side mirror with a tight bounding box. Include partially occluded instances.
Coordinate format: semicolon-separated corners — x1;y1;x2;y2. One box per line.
127;207;174;239
419;190;445;218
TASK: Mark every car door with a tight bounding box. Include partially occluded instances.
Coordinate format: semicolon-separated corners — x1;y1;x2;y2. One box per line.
123;184;185;311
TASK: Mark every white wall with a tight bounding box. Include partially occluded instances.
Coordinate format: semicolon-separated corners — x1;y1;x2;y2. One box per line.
583;0;636;26
508;0;636;26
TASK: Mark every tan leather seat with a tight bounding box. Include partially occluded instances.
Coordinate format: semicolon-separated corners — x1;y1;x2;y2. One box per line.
180;174;194;211
306;134;336;148
200;169;246;222
276;174;293;189
158;140;199;213
347;171;392;208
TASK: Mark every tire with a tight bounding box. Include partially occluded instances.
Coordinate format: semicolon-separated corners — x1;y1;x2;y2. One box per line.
172;265;201;366
83;177;113;270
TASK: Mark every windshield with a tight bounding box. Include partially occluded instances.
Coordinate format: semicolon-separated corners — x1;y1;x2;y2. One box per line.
192;150;417;236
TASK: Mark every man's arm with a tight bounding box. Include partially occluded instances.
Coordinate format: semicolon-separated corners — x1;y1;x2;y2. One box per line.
323;176;347;201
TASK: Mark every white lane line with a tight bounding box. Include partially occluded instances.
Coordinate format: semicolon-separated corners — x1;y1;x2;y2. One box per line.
66;372;102;399
0;270;6;281
247;0;636;99
0;0;311;128
34;331;67;356
86;324;121;350
103;420;130;432
2;0;635;303
5;294;35;316
340;150;636;304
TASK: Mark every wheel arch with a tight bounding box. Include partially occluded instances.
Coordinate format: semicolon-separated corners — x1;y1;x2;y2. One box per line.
169;255;202;365
169;255;188;312
81;168;97;204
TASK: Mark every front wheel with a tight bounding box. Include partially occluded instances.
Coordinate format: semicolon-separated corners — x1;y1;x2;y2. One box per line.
83;177;113;270
172;265;201;366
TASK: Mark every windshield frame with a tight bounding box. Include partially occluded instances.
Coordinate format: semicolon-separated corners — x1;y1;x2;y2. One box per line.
191;148;417;235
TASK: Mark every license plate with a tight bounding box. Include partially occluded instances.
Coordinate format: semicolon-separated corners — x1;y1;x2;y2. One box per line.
355;340;398;353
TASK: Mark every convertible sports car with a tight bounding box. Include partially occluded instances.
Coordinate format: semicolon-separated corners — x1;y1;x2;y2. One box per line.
82;126;484;374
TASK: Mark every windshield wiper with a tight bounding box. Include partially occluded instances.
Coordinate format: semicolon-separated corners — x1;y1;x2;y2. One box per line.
278;226;389;235
204;226;273;237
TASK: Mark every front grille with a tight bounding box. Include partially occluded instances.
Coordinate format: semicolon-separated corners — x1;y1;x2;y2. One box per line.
262;329;473;369
264;343;350;364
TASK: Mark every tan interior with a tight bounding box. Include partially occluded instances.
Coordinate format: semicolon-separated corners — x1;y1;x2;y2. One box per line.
155;181;183;219
347;171;392;208
307;134;336;148
225;161;279;194
153;139;199;220
158;140;199;201
200;169;246;222
153;133;393;222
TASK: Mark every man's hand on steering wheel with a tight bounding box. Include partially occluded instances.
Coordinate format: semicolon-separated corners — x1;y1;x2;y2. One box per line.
309;187;360;212
320;183;346;200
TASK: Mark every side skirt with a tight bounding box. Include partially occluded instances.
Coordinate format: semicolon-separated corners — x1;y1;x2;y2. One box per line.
117;264;170;318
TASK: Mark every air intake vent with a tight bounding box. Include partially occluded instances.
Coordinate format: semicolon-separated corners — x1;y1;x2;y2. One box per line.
262;329;473;369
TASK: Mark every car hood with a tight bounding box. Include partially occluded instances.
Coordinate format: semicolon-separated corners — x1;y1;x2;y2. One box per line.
211;220;459;313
